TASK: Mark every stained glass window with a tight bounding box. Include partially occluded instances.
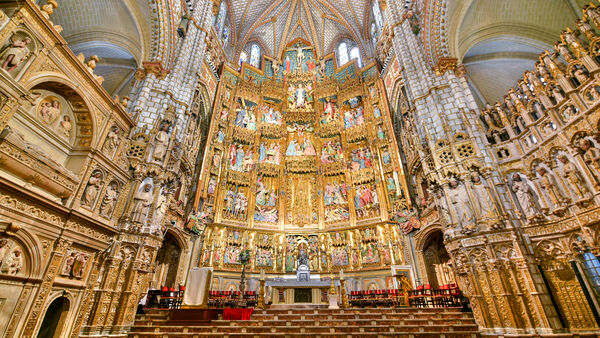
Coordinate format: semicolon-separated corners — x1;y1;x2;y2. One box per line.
350;47;361;67
222;26;229;46
239;52;248;66
215;1;226;34
371;22;378;46
373;0;384;32
250;44;260;68
338;42;348;65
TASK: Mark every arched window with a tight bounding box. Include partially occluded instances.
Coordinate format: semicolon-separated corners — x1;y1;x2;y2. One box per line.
350;47;361;67
371;23;378;46
222;26;229;46
250;44;261;68
239;52;248;66
338;42;348;65
215;1;226;35
373;0;384;32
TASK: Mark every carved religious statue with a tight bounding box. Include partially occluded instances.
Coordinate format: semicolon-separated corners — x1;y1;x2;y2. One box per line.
469;172;499;222
448;178;476;234
536;165;569;210
131;183;153;225
0;36;32;72
580;138;600;187
152;123;170;162
557;154;590;199
100;182;118;217
103;126;120;155
82;171;103;207
298;247;309;267
511;173;542;219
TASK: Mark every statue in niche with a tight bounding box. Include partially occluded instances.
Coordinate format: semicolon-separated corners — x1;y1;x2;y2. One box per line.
131;183;153;224
511;173;542;219
99;182;118;217
447;178;476;233
574;66;589;83
103;126;120;154
558;154;590;199
298;247;309;267
152;123;170;162
551;86;565;102
153;189;168;231
58;115;72;139
535;166;569;208
580;139;600;187
1;248;22;275
81;171;103;207
0;36;32;72
470;172;499;221
284;55;291;73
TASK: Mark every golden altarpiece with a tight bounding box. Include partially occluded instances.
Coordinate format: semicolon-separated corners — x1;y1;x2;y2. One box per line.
194;39;416;288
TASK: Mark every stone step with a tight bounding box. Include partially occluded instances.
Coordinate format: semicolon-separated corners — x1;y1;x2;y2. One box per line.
252;307;463;315
248;313;472;321
131;324;479;334
210;318;477;326
128;332;480;338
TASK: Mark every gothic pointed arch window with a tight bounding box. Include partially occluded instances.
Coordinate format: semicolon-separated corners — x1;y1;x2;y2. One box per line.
350;47;361;67
338;42;348;65
373;0;384;32
222;26;229;46
215;1;226;35
250;44;261;68
239;51;248;66
371;22;378;46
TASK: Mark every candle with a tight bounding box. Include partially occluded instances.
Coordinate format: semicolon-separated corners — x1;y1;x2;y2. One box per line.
340;269;344;280
260;269;265;281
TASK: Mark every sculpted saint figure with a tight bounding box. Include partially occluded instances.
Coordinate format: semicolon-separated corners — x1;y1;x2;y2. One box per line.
131;184;153;224
470;172;498;220
103;127;120;154
558;154;590;199
0;37;31;72
581;139;600;187
536;166;568;208
82;172;103;207
58;115;72;139
152;124;169;161
512;173;541;218
1;249;22;275
448;178;475;232
100;183;118;217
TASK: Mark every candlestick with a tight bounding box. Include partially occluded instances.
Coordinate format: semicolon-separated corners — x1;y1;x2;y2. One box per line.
260;269;265;281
